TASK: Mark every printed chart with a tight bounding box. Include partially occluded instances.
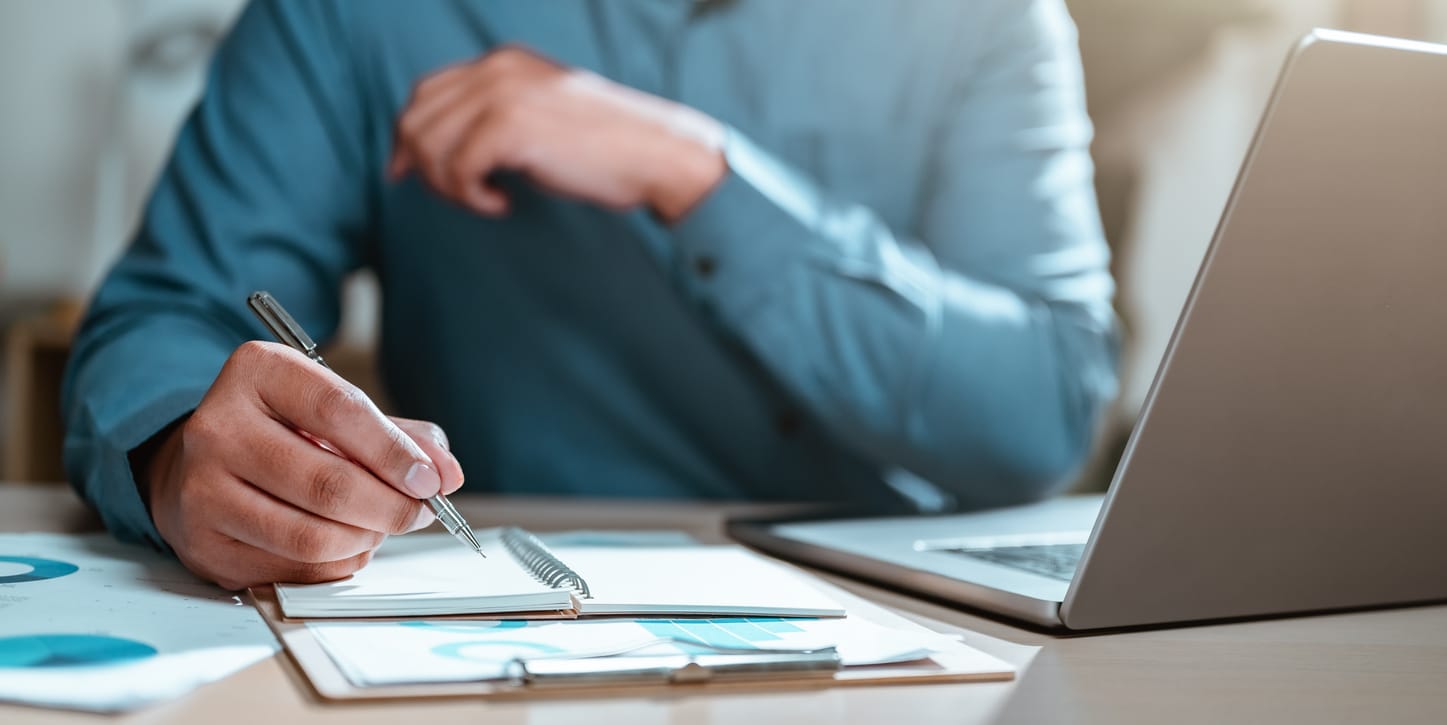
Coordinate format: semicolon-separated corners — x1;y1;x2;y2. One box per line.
635;618;809;650
0;634;157;668
310;616;960;687
0;556;78;584
0;534;277;712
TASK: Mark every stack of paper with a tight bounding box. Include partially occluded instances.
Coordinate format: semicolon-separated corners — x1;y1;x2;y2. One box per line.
308;616;965;686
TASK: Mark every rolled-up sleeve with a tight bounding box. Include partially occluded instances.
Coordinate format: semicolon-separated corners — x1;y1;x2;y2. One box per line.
61;0;372;547
671;0;1119;507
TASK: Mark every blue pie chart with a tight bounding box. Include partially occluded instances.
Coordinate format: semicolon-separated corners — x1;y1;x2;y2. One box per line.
0;635;157;668
0;556;79;584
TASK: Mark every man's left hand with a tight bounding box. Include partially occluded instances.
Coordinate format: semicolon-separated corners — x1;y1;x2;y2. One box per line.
388;46;727;223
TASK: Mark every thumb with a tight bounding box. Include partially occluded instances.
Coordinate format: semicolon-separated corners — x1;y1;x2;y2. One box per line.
390;417;465;495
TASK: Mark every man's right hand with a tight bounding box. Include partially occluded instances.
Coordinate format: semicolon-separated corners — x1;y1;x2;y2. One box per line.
139;341;466;590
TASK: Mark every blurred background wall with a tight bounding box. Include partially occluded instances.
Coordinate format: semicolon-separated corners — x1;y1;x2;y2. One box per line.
0;0;1441;486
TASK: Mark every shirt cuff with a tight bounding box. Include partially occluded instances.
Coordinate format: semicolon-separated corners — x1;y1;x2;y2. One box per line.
66;386;210;553
669;127;825;326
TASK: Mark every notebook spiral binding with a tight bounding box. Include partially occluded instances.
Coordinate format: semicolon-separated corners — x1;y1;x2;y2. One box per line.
500;527;593;599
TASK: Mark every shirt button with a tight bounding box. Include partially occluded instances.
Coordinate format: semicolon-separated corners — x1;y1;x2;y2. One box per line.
775;410;803;437
694;255;718;279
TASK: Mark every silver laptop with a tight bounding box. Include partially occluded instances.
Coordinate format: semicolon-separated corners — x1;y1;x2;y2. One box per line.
728;29;1447;630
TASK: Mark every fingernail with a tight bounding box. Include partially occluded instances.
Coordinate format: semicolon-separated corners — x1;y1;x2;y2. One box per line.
408;505;436;532
404;462;442;498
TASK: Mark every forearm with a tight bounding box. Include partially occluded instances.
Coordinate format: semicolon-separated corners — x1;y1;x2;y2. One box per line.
62;0;370;546
63;307;241;548
670;131;1118;505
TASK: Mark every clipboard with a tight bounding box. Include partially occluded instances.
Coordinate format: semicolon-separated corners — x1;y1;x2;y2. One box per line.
249;578;1015;701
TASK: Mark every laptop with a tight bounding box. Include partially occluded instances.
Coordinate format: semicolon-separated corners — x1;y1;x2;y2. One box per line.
728;29;1447;630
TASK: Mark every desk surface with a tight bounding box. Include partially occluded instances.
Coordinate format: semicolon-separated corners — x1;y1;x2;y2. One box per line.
3;483;1446;725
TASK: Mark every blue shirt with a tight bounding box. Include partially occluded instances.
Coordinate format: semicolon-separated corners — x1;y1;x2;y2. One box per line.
63;0;1119;549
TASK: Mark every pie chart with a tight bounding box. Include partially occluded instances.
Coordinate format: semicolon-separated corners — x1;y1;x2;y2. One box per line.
0;556;79;584
0;635;157;668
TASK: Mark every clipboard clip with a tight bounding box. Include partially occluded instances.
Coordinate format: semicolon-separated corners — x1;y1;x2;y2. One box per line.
511;647;843;687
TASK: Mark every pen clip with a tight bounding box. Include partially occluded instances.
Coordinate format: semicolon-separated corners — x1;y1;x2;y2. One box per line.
248;291;327;367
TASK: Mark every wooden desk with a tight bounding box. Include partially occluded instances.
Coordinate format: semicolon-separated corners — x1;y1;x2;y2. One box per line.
3;483;1446;724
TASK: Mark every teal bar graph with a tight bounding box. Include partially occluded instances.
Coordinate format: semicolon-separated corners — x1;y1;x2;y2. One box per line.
636;619;811;649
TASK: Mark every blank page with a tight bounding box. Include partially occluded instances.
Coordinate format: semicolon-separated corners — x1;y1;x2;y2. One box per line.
275;532;571;618
561;546;846;617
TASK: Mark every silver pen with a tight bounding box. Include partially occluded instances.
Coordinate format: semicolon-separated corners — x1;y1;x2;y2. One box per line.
247;291;485;557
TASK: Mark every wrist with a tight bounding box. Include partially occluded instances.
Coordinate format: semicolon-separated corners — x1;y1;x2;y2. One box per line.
647;114;728;224
128;416;188;511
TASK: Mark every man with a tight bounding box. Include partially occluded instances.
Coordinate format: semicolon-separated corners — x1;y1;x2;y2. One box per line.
63;0;1119;590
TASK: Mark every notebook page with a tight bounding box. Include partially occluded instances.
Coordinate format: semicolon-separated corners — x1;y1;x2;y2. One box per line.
559;546;846;617
275;532;571;618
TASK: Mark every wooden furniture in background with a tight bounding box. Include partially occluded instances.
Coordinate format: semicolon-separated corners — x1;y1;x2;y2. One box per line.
3;305;74;482
1;303;386;484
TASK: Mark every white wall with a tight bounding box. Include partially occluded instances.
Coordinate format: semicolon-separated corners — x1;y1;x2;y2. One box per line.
0;0;244;302
1096;0;1344;426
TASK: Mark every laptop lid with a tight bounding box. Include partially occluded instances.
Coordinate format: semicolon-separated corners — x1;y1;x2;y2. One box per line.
1062;30;1447;629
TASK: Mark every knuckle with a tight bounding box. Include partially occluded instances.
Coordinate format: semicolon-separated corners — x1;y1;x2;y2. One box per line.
307;462;353;517
448;162;476;192
288;561;333;584
452;141;485;176
232;340;289;377
397;112;423;141
488;75;524;105
389;501;421;535
200;563;245;591
179;542;251;590
210;567;258;592
493;101;527;128
379;427;416;473
229;341;296;394
252;427;294;471
415;70;447;95
423;163;453;195
214;577;245;591
292;556;361;585
233;339;272;364
420;421;448;449
181;411;221;447
487;45;525;71
287;519;336;563
312;382;366;428
415;136;445;166
174;475;213;521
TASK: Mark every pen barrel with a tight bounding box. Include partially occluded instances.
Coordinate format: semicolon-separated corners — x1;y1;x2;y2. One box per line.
426;497;460;534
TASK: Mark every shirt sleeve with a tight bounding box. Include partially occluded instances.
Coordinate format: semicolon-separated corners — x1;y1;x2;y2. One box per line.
61;0;373;548
669;0;1119;508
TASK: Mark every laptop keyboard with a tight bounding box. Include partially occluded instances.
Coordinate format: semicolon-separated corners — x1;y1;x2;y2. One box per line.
943;543;1085;582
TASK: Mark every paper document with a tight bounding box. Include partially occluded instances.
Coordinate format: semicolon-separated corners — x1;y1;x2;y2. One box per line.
0;533;278;712
310;615;967;686
276;529;845;619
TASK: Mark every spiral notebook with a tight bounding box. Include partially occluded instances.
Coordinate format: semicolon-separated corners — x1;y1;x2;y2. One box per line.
275;528;846;619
